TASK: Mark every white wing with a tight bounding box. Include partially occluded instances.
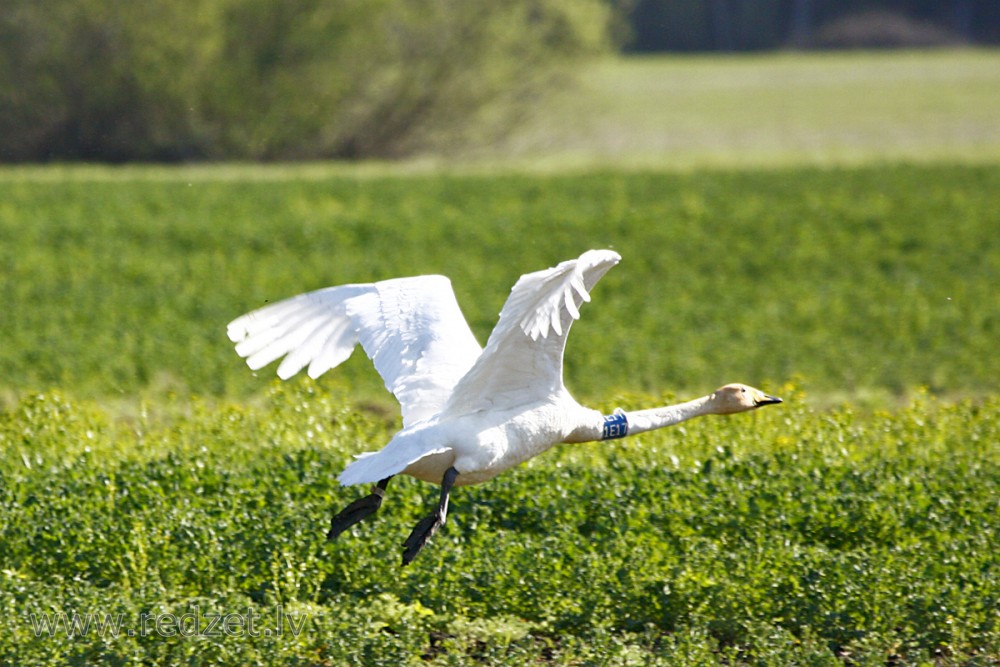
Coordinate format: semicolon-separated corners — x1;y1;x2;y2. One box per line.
227;275;482;426
443;249;621;415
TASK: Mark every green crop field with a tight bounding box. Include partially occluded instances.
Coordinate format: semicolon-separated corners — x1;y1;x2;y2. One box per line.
1;162;998;404
1;385;998;665
502;49;1000;169
2;51;1000;665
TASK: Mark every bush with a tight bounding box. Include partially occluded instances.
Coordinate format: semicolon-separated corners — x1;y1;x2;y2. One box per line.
0;0;610;161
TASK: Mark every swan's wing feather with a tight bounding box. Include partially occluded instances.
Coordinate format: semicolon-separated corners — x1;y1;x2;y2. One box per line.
443;249;620;414
228;284;369;378
230;288;369;375
227;276;482;426
349;276;482;425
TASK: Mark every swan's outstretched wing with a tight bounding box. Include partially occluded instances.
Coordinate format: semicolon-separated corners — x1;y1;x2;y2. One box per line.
227;275;482;426
443;249;621;415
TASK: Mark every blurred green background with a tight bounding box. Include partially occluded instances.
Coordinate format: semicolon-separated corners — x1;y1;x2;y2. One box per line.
3;0;999;163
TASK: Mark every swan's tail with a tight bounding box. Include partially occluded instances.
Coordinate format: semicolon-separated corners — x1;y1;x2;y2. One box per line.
337;446;450;486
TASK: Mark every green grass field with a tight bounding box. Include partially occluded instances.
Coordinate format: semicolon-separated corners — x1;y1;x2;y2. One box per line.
2;51;999;665
502;49;1000;169
1;163;998;404
2;386;998;665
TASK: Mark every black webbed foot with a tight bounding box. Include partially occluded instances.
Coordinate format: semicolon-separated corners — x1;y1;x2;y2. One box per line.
401;467;458;566
326;477;392;541
402;513;445;565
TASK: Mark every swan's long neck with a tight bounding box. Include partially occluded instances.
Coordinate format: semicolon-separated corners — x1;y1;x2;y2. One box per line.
564;395;716;443
621;395;715;435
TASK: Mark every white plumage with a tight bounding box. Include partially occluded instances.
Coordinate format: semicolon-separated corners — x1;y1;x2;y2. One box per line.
227;249;781;564
229;275;482;427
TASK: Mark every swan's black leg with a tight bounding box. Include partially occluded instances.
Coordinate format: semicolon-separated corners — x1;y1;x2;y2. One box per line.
327;476;393;541
402;467;459;566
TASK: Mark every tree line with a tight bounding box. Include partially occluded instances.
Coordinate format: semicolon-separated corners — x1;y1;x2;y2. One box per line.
623;0;999;52
1;0;996;162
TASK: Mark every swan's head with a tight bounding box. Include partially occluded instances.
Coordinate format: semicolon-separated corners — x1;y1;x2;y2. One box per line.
708;383;782;415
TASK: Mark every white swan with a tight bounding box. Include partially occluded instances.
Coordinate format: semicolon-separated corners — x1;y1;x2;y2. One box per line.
227;249;781;564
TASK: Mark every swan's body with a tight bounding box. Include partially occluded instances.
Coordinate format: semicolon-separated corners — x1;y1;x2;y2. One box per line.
227;249;781;564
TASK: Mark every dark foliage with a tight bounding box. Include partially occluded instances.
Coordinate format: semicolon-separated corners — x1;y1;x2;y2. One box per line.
0;0;609;162
623;0;1000;52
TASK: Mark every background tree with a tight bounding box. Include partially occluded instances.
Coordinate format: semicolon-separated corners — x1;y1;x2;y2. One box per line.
3;0;999;162
0;0;610;161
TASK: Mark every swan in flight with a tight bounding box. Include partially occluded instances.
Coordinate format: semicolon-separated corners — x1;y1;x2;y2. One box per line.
227;249;781;565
